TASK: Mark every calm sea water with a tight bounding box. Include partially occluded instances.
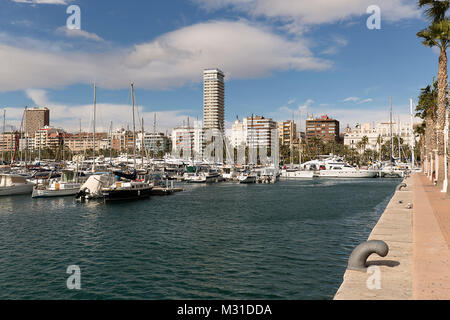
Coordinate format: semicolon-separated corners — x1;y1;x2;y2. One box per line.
0;178;401;300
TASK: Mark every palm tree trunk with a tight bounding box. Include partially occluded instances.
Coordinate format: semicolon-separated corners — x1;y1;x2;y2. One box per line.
426;116;435;177
437;47;448;184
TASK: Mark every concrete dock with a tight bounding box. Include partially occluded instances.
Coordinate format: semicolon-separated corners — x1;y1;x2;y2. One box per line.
334;173;450;300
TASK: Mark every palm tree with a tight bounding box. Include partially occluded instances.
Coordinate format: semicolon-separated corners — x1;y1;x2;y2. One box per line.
361;136;369;163
416;82;438;174
417;0;450;183
376;134;383;161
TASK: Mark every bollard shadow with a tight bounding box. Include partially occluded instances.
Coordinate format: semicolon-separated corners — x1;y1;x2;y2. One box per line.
367;260;400;268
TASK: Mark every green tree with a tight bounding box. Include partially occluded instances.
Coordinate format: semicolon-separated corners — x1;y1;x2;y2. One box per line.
417;0;450;183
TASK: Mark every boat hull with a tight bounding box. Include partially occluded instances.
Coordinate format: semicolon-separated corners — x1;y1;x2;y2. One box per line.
0;184;33;196
238;176;257;184
32;187;80;198
281;170;315;179
102;187;152;202
319;170;378;178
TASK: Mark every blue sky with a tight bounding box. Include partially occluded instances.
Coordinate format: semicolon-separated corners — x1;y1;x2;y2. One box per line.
0;0;440;133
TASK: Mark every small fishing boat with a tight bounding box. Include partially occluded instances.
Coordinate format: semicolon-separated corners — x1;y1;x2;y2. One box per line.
238;171;257;184
32;170;81;198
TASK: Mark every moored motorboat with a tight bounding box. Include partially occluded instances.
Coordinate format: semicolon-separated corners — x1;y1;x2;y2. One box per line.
238;172;257;184
75;173;113;201
102;180;153;202
281;169;315;179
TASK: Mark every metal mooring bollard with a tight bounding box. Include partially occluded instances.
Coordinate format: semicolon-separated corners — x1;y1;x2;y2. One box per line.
347;240;389;271
396;183;407;191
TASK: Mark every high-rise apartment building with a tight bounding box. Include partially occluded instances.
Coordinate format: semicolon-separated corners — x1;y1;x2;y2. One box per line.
306;115;340;143
25;107;50;137
203;69;225;133
278;120;297;147
245;115;277;148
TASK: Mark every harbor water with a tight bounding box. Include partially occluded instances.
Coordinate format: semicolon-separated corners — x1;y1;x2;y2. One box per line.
0;178;401;299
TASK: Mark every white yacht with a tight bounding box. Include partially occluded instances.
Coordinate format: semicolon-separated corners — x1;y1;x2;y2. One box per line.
303;157;378;178
281;168;315;179
185;172;207;183
0;174;34;196
378;162;407;178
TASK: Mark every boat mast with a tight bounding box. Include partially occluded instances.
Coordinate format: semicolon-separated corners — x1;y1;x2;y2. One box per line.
92;83;96;173
1;109;5;163
251;113;254;166
397;116;401;162
390;97;394;163
109;121;113;164
24;106;27;166
298;107;302;167
131;83;137;170
290;111;294;168
141;117;144;168
409;98;415;169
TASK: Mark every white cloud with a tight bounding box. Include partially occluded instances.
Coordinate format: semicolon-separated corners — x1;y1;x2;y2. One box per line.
342;97;360;102
56;26;104;42
25;89;49;106
0;20;332;92
194;0;420;28
267;98;419;130
358;98;373;104
10;89;195;133
342;97;373;104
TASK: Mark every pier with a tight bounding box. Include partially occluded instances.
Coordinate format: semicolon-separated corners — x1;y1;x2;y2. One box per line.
334;173;450;300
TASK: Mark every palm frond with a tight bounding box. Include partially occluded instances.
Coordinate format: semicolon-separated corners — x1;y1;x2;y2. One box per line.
418;0;450;22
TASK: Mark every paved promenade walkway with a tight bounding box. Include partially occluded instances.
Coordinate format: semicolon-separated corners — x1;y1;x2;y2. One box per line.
413;173;450;299
334;173;450;300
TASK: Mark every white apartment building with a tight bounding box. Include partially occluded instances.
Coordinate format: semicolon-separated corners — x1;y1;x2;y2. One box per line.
344;121;414;152
136;132;170;155
171;120;204;158
229;115;278;149
203;69;225;133
231;117;246;148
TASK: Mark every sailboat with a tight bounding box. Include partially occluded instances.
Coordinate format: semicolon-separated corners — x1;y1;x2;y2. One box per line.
280;108;314;179
379;98;404;178
102;83;153;202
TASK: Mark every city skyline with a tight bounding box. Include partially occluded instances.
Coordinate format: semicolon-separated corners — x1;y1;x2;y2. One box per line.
0;0;433;133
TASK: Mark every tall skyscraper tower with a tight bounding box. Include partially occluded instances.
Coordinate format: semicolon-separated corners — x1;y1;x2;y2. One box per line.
203;69;225;133
25;107;50;137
